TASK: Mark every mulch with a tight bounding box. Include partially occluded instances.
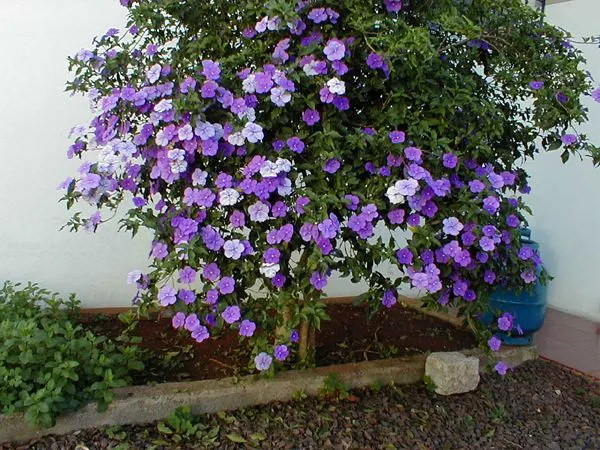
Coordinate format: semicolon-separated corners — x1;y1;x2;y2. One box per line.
9;359;600;449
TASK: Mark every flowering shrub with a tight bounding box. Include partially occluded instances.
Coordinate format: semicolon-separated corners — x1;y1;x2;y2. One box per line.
61;0;599;374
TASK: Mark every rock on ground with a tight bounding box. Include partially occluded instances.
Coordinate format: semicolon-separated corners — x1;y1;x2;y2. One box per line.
425;351;480;395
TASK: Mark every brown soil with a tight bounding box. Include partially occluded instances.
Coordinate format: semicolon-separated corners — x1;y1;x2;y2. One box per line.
81;303;476;385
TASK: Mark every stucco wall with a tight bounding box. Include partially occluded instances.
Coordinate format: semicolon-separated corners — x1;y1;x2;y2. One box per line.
0;0;598;320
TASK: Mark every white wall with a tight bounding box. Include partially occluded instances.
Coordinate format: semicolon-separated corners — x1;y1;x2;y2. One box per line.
525;0;600;321
0;0;599;320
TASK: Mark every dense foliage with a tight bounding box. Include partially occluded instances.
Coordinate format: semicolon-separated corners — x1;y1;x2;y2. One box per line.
61;0;599;373
0;282;144;427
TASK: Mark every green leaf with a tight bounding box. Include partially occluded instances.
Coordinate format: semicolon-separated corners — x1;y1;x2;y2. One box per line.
226;433;247;443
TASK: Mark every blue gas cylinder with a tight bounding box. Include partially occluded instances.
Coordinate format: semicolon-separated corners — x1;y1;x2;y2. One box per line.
487;228;548;345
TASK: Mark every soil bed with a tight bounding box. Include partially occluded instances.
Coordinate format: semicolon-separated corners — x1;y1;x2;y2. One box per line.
82;303;476;384
8;360;599;449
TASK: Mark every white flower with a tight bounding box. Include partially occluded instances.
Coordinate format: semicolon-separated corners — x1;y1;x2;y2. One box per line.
223;239;245;259
155;128;170;147
248;202;270;222
127;270;142;285
114;140;136;157
170;159;188;174
154;99;172;113
242;122;264;144
178;124;194;141
259;262;280;278
275;158;292;173
147;63;161;83
241;108;256;122
303;61;319;76
167;148;185;161
277;178;293;197
326;77;346;95
242;74;257;93
260;161;279;178
385;185;405;205
270;87;292;107
195;121;216;140
97;149;119;174
255;16;269;33
192;169;208;186
227;132;245;146
69;124;88;139
219;188;240;206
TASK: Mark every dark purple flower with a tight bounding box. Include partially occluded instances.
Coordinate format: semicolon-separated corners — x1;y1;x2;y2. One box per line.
388;209;405;225
529;80;544;90
497;312;513;331
389;130;406;144
302;109;320;126
274;344;289;361
310;271;328;290
287;137;305;153
442;153;458;169
367;52;384;69
382;290;397;308
218;276;235;294
396;247;413;264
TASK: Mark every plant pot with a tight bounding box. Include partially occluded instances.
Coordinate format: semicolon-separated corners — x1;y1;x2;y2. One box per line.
483;229;548;345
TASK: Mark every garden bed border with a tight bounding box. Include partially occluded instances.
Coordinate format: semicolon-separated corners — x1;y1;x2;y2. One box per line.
1;296;534;444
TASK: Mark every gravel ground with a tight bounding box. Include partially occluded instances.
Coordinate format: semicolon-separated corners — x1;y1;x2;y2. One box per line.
8;360;600;450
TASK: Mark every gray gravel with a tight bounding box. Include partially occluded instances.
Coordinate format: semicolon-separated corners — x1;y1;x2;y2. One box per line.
7;360;599;450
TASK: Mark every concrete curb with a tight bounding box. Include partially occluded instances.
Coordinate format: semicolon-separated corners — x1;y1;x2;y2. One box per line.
0;346;536;444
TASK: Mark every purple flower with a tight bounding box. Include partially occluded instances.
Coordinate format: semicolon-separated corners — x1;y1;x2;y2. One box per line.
184;314;200;331
367;52;384;69
158;286;177;306
506;214;520;228
303;109;320;126
222;305;241;324
172;312;186;329
324;39;346;61
223;239;245;259
442;217;463;236
469;180;485;193
254;352;273;371
389;130;406;144
488;335;502;352
479;236;496;252
396;247;413;265
287;137;305;153
323;158;341;174
518;246;534;261
561;134;577;146
290;330;300;343
203;263;221;282
484;270;496;284
178;289;195;305
239;319;256;337
295;196;310;214
218;276;235;294
529;80;544;90
179;266;197;284
206;289;219;305
310;271;328;290
385;0;403;13
497;313;513;331
152;242;169;260
404;146;422;161
494;361;509;376
483;196;500;214
274;344;289;361
442;153;458;169
388;209;405;225
264;247;281;264
272;273;286;288
382;290;397;308
201;80;218;98
556;91;569;104
592;87;600;103
248;201;270;222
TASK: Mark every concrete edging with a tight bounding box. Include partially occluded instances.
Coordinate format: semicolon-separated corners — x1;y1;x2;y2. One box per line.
0;345;537;443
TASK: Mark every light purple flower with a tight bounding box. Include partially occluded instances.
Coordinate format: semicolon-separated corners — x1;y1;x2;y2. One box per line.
442;153;458;169
442;217;463;236
222;305;241;324
488;335;502;352
172;312;186;329
494;361;509;376
254;352;273;371
202;60;221;80
382;290;397;308
592;87;600;103
324;39;345;61
561;134;577;146
287;137;305;153
179;266;197;284
192;325;210;343
158;286;177;306
248;201;270;222
497;313;513;331
239;320;256;337
218;276;235;294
